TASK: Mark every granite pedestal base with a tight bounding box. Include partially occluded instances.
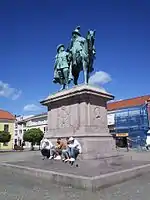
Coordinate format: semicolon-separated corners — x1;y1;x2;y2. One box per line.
41;85;117;160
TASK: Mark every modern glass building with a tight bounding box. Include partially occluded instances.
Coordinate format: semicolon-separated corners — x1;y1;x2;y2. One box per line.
107;95;150;147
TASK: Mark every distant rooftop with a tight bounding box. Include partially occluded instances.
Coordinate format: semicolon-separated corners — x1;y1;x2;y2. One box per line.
0;109;15;121
17;112;47;122
16;115;34;121
107;95;150;111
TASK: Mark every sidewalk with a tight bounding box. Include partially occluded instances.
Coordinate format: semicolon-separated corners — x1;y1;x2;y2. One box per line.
0;150;23;153
5;155;150;177
1;150;150;190
0;149;40;153
2;153;150;191
117;148;150;161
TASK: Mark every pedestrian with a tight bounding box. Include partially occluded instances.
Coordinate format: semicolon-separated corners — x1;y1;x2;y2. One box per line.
146;132;150;150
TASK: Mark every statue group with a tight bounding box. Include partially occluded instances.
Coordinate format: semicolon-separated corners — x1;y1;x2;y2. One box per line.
53;26;96;90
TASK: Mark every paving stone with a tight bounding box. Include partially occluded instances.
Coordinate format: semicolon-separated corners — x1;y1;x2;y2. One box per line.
7;154;150;177
0;166;150;200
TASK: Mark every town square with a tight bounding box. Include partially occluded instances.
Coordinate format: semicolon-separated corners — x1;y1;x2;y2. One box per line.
0;0;150;199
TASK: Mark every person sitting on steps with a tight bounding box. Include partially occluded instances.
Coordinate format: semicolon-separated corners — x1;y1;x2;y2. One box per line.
61;137;70;161
63;137;82;163
49;137;67;160
40;138;54;160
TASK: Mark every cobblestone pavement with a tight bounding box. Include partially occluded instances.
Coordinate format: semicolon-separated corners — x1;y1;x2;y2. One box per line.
7;155;150;177
0;151;39;162
0;166;150;200
0;149;150;163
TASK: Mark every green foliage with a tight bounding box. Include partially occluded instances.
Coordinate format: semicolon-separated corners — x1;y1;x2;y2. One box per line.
23;128;44;148
0;131;11;143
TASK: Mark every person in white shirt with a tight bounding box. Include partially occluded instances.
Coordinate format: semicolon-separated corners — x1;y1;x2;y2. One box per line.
146;130;150;150
64;137;82;162
40;138;54;160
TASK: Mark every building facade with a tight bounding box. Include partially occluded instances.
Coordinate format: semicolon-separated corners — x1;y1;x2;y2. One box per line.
14;115;33;147
107;95;150;147
0;110;15;150
14;113;48;148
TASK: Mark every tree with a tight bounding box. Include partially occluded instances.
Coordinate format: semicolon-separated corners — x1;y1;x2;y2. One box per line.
0;131;11;148
23;128;44;150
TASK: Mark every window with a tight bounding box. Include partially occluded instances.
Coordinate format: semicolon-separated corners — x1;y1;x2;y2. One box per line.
44;126;48;133
109;129;115;133
15;130;18;136
4;124;9;132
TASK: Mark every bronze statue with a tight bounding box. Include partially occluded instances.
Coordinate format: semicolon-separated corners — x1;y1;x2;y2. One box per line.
53;44;73;90
53;26;96;89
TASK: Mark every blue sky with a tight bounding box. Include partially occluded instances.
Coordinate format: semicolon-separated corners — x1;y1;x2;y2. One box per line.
0;0;150;116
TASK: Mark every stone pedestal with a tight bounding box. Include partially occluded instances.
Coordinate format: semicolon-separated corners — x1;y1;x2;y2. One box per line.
40;85;117;159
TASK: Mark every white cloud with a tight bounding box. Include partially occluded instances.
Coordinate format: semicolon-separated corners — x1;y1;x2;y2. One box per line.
23;104;42;112
90;84;107;92
0;80;22;100
12;90;22;100
98;87;107;92
109;99;123;103
89;71;112;85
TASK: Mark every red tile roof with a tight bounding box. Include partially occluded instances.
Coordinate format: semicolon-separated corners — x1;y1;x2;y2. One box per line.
0;110;15;120
107;95;150;111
